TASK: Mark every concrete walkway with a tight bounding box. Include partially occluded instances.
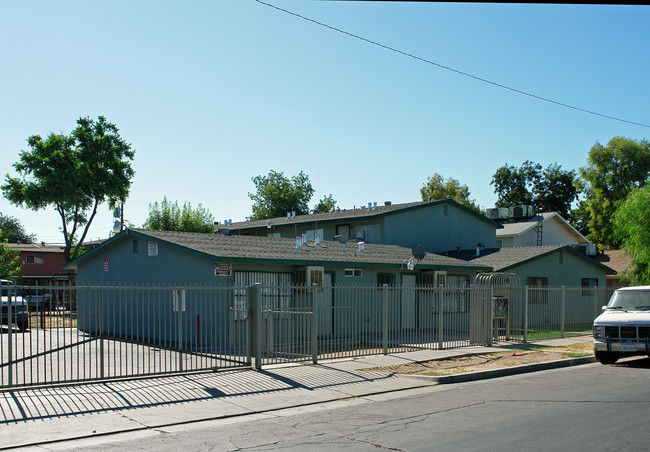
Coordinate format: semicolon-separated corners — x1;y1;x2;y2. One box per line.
0;336;594;450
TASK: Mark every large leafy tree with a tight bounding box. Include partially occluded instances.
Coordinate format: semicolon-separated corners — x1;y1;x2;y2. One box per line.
614;185;650;285
420;173;481;212
490;161;540;208
248;171;314;220
313;194;337;213
579;136;650;247
0;214;32;243
532;163;581;220
491;161;580;219
144;197;215;233
2;116;135;262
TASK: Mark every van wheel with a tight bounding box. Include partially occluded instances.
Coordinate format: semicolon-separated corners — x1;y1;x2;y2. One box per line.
595;351;619;364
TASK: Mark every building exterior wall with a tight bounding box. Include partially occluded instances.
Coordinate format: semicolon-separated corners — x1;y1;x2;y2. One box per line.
506;250;608;288
383;203;498;253
508;217;586;248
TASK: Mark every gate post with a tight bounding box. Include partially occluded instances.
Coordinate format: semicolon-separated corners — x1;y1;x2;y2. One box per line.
99;290;105;379
488;287;494;347
382;284;388;354
312;284;318;364
560;285;566;337
438;286;444;350
248;283;262;370
523;287;529;343
8;289;13;386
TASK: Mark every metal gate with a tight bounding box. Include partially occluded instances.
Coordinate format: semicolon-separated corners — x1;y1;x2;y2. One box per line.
2;284;250;389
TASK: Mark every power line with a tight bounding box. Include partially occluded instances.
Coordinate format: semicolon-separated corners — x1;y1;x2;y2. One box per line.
253;0;650;129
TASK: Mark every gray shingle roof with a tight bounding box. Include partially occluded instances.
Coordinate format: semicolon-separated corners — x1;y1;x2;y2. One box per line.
223;199;501;231
496;213;555;237
116;229;490;271
447;245;614;274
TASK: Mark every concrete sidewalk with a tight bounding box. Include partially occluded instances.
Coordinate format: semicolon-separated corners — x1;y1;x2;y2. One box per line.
0;336;594;450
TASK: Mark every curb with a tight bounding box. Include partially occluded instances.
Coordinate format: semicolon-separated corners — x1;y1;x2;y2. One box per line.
398;356;598;384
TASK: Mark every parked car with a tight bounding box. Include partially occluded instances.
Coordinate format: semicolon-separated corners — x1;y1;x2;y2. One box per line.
593;285;650;364
21;288;54;310
0;280;29;331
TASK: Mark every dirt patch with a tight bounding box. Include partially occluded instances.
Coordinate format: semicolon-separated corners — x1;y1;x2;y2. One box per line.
364;342;594;376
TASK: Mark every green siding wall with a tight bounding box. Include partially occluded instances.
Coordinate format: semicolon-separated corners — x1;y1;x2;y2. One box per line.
383;203;498;253
507;251;608;288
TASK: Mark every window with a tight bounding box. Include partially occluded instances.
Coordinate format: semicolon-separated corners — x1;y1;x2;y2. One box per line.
267;232;281;238
336;225;350;242
26;255;44;264
345;268;362;277
422;271;448;287
527;277;548;304
377;273;395;286
582;278;598;296
293;267;324;286
355;224;380;243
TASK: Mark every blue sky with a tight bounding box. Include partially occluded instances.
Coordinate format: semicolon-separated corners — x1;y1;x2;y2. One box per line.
1;1;649;243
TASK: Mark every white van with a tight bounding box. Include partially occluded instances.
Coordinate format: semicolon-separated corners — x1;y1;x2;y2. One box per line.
593;285;650;364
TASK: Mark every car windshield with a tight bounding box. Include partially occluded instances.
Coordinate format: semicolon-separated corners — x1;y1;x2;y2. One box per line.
608;291;650;311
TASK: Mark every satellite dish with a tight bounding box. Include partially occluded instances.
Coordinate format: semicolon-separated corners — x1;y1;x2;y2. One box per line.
412;244;425;260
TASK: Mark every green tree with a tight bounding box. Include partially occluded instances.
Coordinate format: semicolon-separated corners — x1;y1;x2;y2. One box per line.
2;116;135;262
143;197;215;233
614;185;650;285
0;214;32;243
579;136;650;247
491;161;580;219
248;171;314;220
313;194;337;213
491;161;541;208
420;173;481;212
0;227;23;279
532;163;581;220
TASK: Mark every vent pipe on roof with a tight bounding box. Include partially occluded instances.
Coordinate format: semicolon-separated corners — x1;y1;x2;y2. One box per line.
301;234;307;246
358;241;365;253
296;237;302;249
315;234;321;246
292;211;296;219
373;202;377;210
385;201;391;206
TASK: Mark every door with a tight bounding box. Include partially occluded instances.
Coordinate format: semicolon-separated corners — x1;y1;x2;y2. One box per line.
401;274;416;329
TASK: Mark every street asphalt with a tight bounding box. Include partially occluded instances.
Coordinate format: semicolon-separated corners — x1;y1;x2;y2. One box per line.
0;336;595;450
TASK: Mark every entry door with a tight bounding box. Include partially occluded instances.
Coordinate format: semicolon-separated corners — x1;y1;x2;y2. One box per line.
316;273;333;337
401;274;416;329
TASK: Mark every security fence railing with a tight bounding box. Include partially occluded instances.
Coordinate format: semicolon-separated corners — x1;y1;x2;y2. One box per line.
1;283;614;389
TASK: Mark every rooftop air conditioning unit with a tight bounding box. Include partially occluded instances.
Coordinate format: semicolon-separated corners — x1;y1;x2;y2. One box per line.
487;208;500;220
587;243;597;256
511;206;524;219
